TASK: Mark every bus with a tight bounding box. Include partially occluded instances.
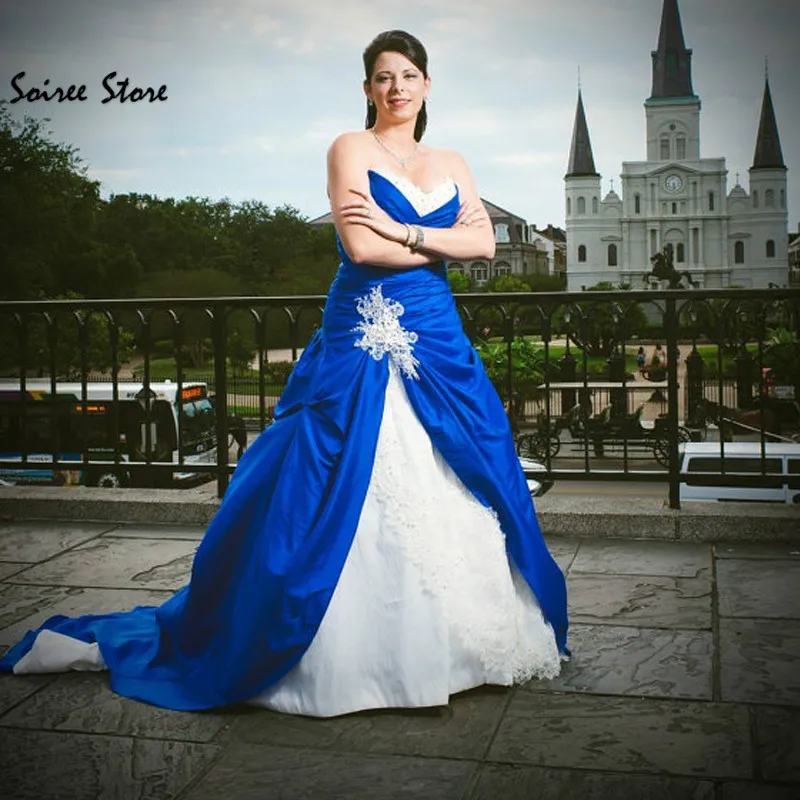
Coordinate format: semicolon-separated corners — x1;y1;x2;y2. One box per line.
0;380;217;488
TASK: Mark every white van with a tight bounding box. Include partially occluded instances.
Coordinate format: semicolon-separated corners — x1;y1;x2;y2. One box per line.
679;442;800;505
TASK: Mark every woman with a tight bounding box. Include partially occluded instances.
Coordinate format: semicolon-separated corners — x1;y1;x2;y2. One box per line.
0;30;568;717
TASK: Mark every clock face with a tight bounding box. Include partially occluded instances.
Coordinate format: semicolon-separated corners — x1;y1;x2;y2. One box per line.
664;173;683;193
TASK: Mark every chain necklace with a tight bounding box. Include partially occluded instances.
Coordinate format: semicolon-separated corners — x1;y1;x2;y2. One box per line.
371;128;419;169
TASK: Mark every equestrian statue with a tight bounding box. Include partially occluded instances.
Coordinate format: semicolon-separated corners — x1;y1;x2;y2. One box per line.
645;244;699;289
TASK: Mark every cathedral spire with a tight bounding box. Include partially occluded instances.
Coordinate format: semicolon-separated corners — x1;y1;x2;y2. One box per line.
650;0;695;99
565;90;599;178
751;75;785;170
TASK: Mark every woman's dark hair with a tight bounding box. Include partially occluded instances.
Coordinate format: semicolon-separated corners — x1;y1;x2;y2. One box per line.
363;30;428;141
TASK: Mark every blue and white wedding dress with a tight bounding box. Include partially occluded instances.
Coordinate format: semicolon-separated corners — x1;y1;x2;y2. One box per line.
0;168;568;716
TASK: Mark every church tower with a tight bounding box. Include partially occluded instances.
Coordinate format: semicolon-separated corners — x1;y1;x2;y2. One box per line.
739;74;789;286
645;0;700;162
564;90;603;290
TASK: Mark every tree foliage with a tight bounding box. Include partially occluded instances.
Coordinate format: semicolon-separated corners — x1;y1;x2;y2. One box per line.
0;105;340;305
558;282;648;357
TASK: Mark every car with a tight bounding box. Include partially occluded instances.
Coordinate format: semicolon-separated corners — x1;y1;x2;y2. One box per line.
519;456;554;497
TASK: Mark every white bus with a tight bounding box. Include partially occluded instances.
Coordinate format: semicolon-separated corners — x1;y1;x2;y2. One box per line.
679;441;800;505
0;380;217;488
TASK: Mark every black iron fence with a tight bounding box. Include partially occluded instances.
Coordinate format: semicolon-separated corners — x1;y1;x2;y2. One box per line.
1;287;798;508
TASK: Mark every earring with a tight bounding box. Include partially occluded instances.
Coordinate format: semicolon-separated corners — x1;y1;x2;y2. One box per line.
367;99;374;107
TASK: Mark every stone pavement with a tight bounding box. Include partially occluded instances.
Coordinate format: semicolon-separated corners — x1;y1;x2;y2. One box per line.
0;519;798;799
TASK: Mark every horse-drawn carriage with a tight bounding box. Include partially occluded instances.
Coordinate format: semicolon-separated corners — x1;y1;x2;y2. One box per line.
516;401;693;466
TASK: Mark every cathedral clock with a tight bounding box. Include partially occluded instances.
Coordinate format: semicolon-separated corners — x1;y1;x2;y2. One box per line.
664;173;684;193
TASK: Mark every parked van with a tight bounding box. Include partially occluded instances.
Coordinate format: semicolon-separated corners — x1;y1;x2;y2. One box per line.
679;442;800;505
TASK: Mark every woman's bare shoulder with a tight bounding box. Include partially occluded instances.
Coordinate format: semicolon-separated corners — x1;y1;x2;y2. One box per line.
328;130;371;158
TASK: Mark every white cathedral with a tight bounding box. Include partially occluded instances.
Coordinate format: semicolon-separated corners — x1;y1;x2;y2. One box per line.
565;0;789;291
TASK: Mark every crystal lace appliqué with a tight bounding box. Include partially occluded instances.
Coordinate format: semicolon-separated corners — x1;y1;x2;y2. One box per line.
353;285;420;380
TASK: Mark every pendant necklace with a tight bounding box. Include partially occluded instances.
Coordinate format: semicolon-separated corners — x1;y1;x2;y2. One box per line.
371;128;419;170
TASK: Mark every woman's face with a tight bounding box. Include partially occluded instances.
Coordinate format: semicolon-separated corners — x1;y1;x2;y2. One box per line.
365;50;429;125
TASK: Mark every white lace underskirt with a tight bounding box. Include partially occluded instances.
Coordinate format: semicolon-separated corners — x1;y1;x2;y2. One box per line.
14;365;561;716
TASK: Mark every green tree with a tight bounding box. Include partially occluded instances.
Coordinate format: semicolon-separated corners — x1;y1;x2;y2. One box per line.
0;291;135;376
484;274;531;293
447;271;472;293
559;282;648;357
0;104;102;300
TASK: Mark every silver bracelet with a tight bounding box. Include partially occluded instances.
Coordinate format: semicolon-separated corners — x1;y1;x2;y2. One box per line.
403;223;413;247
412;225;425;252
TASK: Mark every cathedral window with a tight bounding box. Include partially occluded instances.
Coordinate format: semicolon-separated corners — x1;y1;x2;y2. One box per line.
578;245;587;263
753;190;759;208
494;223;509;243
734;241;744;264
672;202;677;215
765;189;775;208
692;228;699;263
766;240;775;258
780;189;785;208
494;261;511;277
660;138;670;160
567;197;572;215
577;196;586;215
634;193;641;214
592;197;598;214
676;243;685;263
676;137;686;159
607;244;617;267
708;191;715;212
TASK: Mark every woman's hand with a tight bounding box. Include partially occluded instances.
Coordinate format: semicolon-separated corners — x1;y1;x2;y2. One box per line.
339;189;407;244
453;200;489;228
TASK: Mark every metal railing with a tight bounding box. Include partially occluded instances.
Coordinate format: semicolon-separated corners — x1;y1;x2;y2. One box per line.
1;287;798;508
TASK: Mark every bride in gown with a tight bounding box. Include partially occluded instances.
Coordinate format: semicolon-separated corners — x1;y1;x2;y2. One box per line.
0;30;568;717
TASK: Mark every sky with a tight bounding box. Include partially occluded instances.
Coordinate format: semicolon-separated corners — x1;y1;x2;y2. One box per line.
1;0;798;232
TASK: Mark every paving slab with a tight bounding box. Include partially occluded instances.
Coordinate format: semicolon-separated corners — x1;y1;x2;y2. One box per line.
720;618;800;706
3;537;197;591
716;543;800;561
101;523;207;541
721;783;800;799
489;693;752;779
568;572;711;629
0;671;56;717
570;539;711;577
183;743;476;800
470;764;715;800
0;520;112;562
0;672;234;743
0;562;29;580
543;536;580;574
716;559;800;619
527;623;713;700
230;685;509;760
0;728;221;800
0;585;173;647
753;706;800;783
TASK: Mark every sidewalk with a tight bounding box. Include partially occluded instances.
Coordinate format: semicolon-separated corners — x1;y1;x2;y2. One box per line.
0;516;798;799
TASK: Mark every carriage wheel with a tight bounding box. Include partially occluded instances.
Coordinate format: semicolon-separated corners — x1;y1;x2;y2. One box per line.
653;426;692;467
517;432;559;461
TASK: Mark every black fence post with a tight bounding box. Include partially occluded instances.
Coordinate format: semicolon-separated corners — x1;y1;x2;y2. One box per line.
735;344;756;410
211;305;230;498
607;349;627;419
685;346;705;428
665;296;681;509
558;344;576;414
